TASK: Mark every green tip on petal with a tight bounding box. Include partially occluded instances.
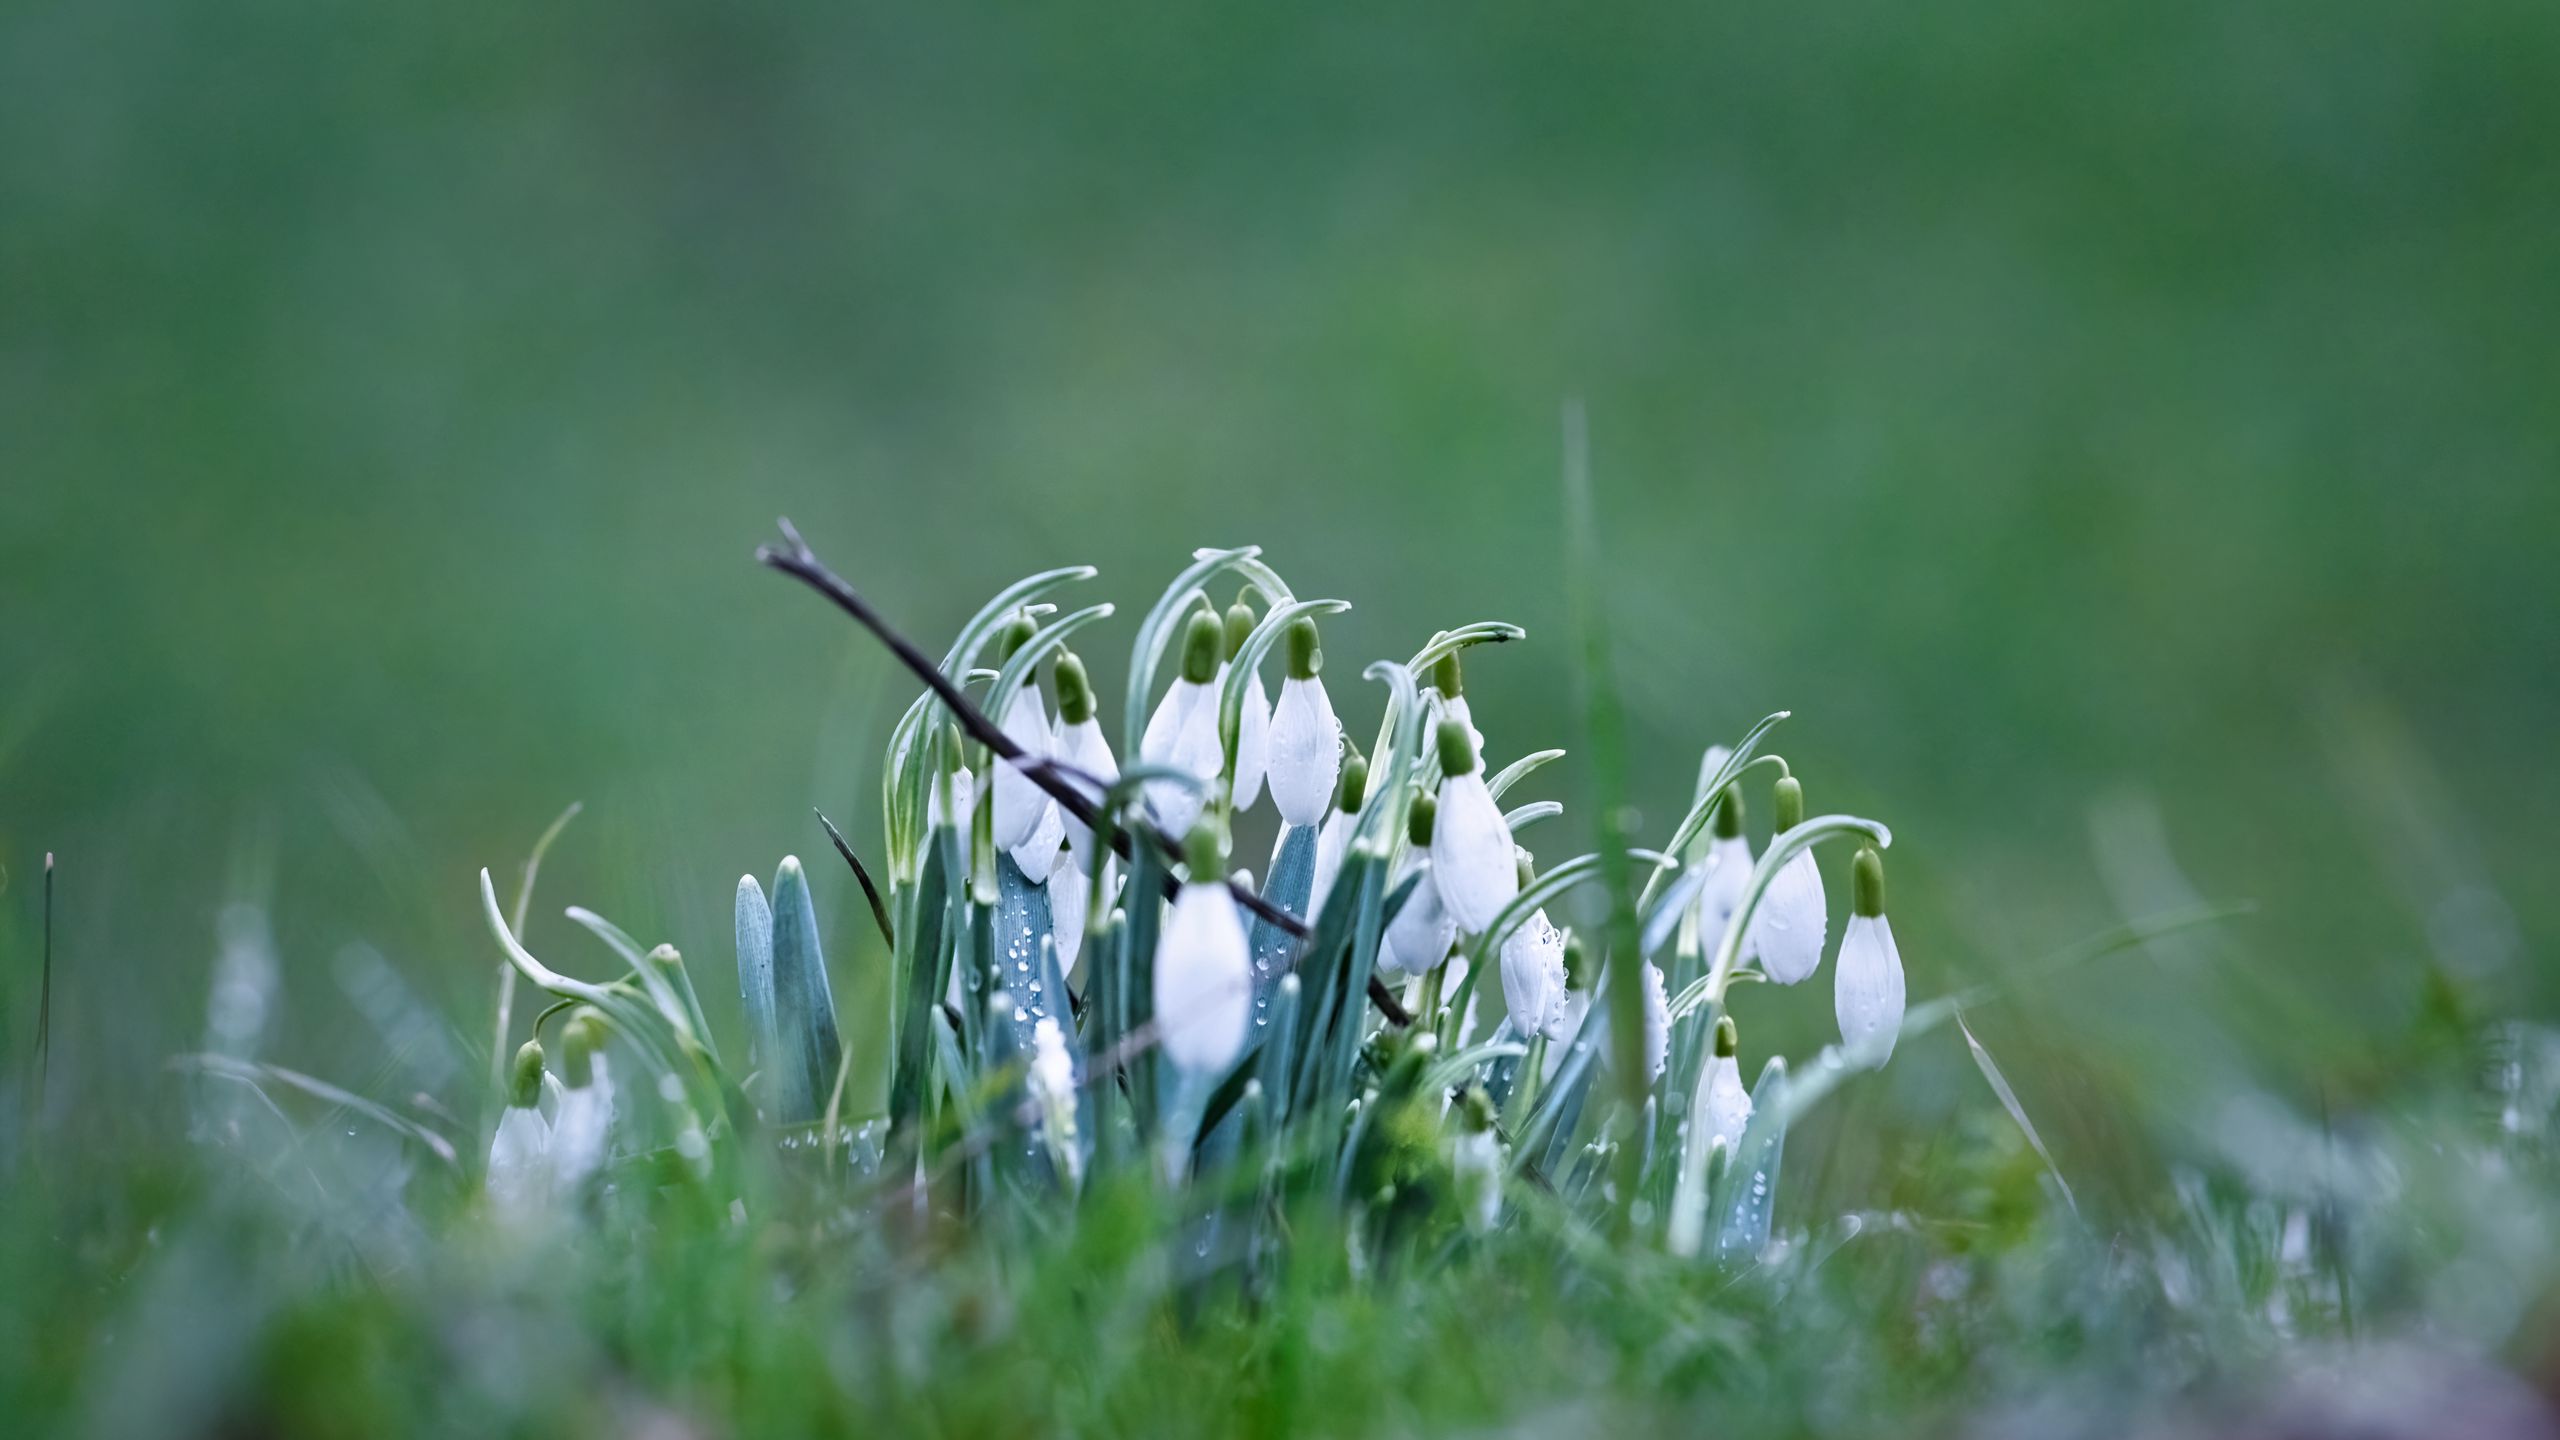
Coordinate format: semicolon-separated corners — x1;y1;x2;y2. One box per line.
1183;821;1228;879
1285;616;1322;679
1434;719;1478;777
995;610;1038;664
1337;754;1369;813
1711;785;1745;840
1054;649;1095;724
1773;774;1805;831
1852;846;1887;918
1714;1014;1738;1059
1432;649;1463;700
508;1039;545;1108
1223;600;1256;660
1181;610;1222;685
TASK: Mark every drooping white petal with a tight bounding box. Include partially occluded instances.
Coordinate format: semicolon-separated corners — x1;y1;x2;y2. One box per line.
1010;800;1067;884
485;1105;552;1220
1380;863;1455;978
1309;807;1355;918
991;689;1054;851
1141;680;1223;837
1749;850;1829;985
1054;716;1119;874
1834;913;1907;1067
927;766;977;835
1499;909;1568;1040
1232;669;1272;812
1266;675;1341;828
1701;1053;1753;1156
1452;1127;1503;1234
1443;954;1482;1045
1542;990;1591;1080
550;1061;615;1193
1047;862;1091;977
1695;834;1754;950
1430;770;1518;935
1642;962;1670;1082
1154;881;1252;1076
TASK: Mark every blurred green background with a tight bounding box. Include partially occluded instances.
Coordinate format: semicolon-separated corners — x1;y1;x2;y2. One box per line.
5;2;2554;1159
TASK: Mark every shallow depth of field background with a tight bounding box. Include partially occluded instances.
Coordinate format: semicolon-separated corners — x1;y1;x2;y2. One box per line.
4;3;2554;1187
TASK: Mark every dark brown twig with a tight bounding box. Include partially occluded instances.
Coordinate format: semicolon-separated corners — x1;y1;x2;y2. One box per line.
757;520;1412;1026
815;809;897;951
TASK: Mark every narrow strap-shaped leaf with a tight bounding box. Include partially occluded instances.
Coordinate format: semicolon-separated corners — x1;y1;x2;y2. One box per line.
771;859;846;1126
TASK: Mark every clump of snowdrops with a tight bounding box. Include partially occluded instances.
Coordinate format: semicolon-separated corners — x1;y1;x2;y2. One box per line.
472;526;1933;1263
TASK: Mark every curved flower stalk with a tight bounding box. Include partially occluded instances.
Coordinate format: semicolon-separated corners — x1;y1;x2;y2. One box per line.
486;1039;552;1221
1380;796;1456;978
1266;618;1342;829
1835;846;1906;1067
1309;750;1367;919
1154;824;1253;1079
1223;601;1273;812
1429;721;1517;935
550;1010;614;1194
1700;1015;1753;1158
1747;776;1829;985
1140;611;1227;837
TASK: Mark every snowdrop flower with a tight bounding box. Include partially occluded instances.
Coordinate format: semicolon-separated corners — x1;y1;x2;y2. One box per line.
1701;1015;1754;1157
1835;846;1907;1067
1026;1015;1082;1190
1154;824;1252;1078
1224;601;1273;812
989;613;1055;853
1451;1087;1504;1235
1380;795;1455;978
1748;775;1829;985
1642;960;1670;1082
1050;650;1119;875
1266;617;1341;829
1695;785;1754;948
1140;610;1226;837
1498;857;1570;1039
1429;720;1517;935
486;1039;552;1220
549;1011;613;1194
1308;750;1367;919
